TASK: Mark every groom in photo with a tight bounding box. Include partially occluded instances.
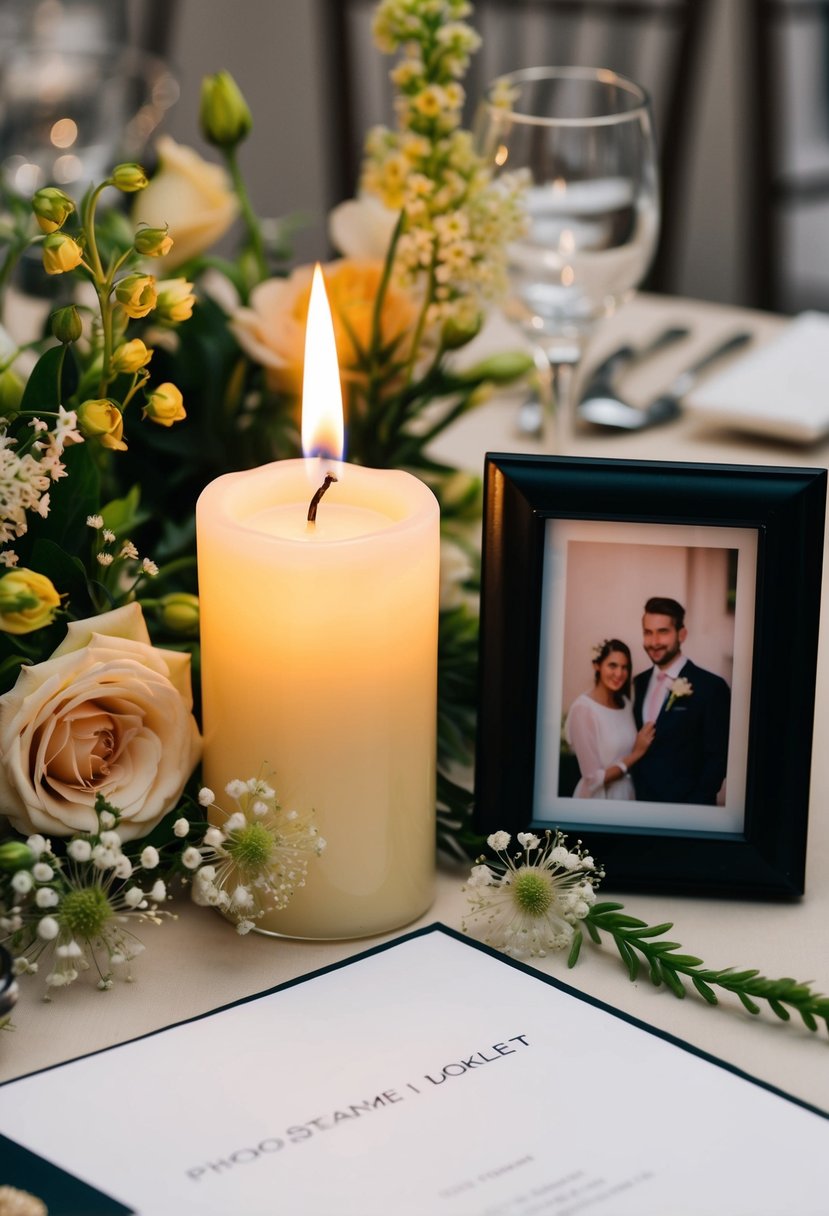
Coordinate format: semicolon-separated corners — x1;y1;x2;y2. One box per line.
632;597;731;805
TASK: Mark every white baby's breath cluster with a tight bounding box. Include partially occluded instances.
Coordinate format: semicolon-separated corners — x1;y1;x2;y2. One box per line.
85;514;159;589
463;830;604;959
0;408;82;566
365;0;526;332
187;777;326;935
0;798;171;996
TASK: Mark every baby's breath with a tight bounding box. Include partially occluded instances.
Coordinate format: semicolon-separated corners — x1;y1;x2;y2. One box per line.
190;777;325;934
462;830;603;959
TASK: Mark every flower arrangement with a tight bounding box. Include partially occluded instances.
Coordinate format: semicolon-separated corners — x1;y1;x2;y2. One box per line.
0;0;823;1046
0;0;531;999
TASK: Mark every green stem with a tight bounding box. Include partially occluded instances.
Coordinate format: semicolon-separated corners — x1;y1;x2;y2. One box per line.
224;147;267;286
582;902;829;1035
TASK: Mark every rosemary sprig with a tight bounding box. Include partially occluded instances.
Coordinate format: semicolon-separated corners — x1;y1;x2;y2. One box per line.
574;902;829;1036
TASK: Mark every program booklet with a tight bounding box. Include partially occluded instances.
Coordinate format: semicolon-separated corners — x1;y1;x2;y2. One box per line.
1;924;826;1215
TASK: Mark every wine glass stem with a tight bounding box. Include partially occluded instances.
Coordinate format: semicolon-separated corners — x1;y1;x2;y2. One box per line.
549;357;580;451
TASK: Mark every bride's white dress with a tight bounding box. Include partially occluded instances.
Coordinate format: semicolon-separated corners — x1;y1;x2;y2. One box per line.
565;693;637;800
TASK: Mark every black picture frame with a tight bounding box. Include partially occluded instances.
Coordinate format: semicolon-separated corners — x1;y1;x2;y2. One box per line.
475;454;827;898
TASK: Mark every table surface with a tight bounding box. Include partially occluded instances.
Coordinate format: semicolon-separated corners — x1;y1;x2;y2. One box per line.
4;294;828;1118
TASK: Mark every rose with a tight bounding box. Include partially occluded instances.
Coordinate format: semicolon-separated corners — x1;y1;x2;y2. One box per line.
133;136;239;270
230;259;419;396
0;603;201;841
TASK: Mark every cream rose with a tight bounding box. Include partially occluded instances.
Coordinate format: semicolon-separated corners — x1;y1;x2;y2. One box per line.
0;603;201;841
230;259;419;397
133;136;239;270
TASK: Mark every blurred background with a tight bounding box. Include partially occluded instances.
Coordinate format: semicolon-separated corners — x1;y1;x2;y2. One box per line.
1;0;828;313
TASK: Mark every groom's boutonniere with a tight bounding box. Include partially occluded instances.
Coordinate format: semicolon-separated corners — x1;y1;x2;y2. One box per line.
665;676;693;711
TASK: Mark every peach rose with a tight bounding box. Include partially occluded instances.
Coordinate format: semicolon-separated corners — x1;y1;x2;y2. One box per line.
0;603;201;841
230;259;419;397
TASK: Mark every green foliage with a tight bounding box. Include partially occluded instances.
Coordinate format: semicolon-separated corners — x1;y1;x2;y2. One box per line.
582;902;829;1035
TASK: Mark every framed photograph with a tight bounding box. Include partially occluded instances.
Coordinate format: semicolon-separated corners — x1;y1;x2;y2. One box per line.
475;455;827;897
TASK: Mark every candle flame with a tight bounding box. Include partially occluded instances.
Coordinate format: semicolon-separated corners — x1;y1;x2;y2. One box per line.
301;264;345;461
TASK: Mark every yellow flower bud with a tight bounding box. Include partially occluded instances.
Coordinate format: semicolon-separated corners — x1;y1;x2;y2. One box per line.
143;382;186;427
50;304;83;344
115;272;157;319
32;186;75;233
0;568;61;634
156;592;200;636
200;71;253;148
42;232;83;275
77;399;127;451
110;162;149;192
154;278;196;325
133;226;174;257
112;339;153;374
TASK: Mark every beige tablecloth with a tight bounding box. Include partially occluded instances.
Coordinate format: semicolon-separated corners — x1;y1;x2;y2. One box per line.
4;294;828;1117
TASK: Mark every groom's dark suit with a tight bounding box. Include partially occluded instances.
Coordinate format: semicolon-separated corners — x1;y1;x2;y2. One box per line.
632;659;730;804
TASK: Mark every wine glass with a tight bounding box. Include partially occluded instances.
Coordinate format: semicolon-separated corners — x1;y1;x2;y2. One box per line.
475;66;660;445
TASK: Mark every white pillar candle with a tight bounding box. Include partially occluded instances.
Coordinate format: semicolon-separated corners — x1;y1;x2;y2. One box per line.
196;267;439;938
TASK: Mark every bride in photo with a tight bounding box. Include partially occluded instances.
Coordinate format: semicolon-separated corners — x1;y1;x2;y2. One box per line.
565;639;655;800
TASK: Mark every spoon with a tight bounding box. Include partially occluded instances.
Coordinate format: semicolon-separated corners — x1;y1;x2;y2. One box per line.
578;331;753;431
516;326;686;438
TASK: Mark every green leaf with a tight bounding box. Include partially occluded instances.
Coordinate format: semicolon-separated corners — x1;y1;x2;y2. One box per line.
19;345;64;411
590;901;626;915
617;938;639;982
800;1009;818;1033
691;975;719;1005
101;484;145;535
585;919;602;945
664;954;704;968
619;922;675;939
660;964;685;999
567;929;583;969
738;992;761;1016
767;998;791;1022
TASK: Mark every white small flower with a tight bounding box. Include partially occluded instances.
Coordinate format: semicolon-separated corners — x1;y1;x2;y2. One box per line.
96;552;115;567
26;834;48;856
141;846;160;869
225;779;246;799
463;830;604;961
517;833;540;850
198;787;215;806
487;831;510;852
99;811;117;830
68;839;92;862
35;887;60;908
114;855;133;879
56;941;83;959
86;514;104;529
38;916;60;940
123;887;145;909
120;540;139;560
203;827;224;847
173;817;190;837
251;799;268;817
100;830;121;847
141;558;159;576
231;884;254;910
32;861;54;882
236;919;255;936
224;811;246;833
182;846;201;870
11;871;33;894
150;879;167;902
102;528;116;544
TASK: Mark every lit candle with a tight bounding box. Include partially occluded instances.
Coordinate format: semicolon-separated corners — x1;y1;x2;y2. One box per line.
196;266;439;938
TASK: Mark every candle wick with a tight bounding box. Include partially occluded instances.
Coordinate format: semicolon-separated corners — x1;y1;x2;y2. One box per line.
307;472;338;523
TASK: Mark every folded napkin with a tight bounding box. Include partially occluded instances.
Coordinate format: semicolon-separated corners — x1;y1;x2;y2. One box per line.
685;312;829;443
